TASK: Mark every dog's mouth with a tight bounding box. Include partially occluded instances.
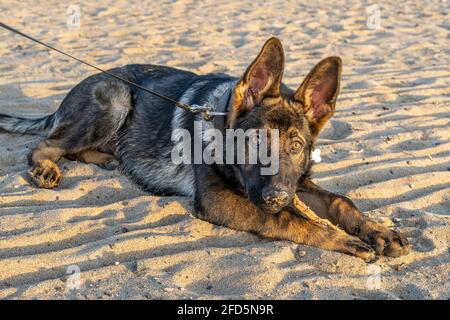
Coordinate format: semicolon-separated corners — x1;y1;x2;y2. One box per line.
260;204;285;214
245;188;292;214
256;198;291;214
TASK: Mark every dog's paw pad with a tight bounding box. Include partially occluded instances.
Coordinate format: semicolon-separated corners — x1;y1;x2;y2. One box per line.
28;160;62;189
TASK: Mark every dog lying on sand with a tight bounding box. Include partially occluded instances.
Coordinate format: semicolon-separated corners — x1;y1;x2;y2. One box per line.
0;37;409;261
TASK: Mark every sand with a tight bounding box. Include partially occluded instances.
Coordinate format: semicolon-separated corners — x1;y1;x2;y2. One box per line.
0;0;449;300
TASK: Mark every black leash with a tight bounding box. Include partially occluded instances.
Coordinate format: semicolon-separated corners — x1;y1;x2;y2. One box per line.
0;22;227;120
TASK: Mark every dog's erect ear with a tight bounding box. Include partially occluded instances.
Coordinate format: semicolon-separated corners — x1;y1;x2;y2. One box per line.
228;37;284;127
294;56;342;137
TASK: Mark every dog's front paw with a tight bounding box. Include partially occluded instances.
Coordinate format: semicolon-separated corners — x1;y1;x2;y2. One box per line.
28;160;62;189
341;236;377;263
359;221;410;257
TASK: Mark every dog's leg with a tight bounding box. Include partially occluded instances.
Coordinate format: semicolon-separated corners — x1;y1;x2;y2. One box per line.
296;179;410;257
74;149;118;170
28;139;65;189
194;167;376;262
22;79;130;189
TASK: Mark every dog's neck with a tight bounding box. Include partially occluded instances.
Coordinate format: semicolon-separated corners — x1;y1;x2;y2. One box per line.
205;80;236;132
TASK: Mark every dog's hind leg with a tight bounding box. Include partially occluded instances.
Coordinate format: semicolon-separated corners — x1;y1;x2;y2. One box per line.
28;139;66;189
24;78;131;188
28;141;118;188
72;149;118;170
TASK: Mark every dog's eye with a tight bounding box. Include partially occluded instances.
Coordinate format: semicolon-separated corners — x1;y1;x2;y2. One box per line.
249;132;260;147
291;140;304;153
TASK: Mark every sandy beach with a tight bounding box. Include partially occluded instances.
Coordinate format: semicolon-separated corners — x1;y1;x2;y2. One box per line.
0;0;449;299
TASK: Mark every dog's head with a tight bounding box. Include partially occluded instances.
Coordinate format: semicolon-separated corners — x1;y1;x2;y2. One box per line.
226;37;341;213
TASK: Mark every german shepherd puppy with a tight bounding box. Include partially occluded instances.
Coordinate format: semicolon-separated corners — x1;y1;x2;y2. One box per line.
0;38;409;261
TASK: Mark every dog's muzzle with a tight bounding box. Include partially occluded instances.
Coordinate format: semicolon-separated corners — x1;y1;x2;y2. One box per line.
261;187;289;212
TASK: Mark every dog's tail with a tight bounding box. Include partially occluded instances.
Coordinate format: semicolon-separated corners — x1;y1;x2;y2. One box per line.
0;112;55;136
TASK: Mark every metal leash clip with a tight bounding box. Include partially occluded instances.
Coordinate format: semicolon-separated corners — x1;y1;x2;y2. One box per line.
190;104;228;121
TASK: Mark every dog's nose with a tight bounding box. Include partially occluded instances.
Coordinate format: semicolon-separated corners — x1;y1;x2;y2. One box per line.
262;189;289;206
